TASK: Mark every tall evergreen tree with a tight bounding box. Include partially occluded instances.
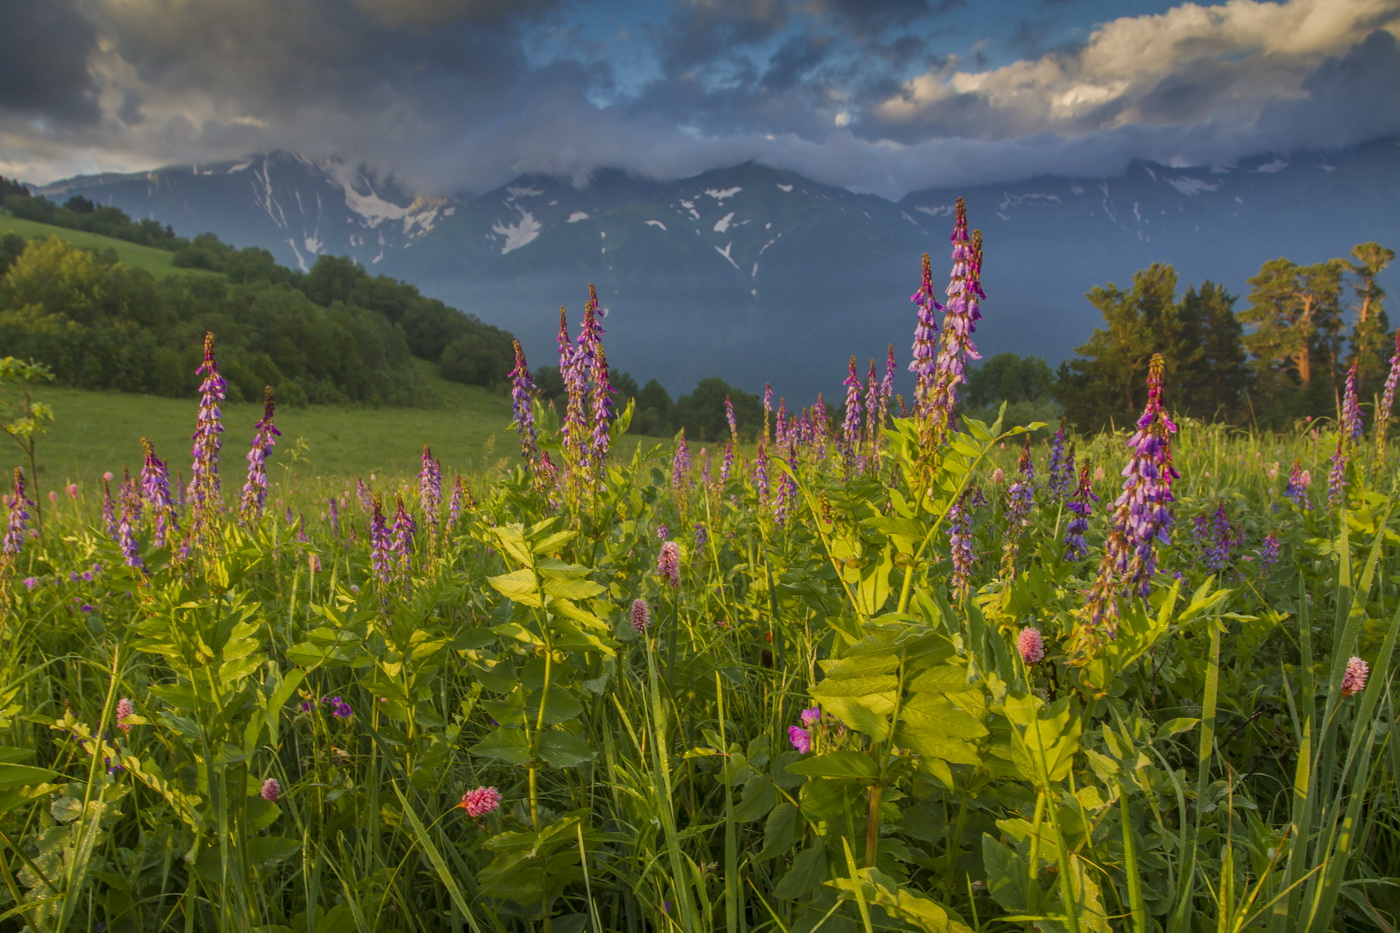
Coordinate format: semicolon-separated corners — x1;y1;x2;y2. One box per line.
1238;258;1345;420
1177;282;1248;421
1345;242;1394;393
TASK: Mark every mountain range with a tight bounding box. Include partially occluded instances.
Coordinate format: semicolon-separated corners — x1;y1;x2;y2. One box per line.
38;139;1400;404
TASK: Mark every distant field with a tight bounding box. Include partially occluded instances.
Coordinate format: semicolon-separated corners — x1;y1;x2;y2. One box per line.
0;214;221;279
2;380;671;491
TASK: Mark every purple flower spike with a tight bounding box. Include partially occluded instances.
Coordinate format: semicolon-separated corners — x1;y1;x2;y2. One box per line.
657;541;680;589
2;468;30;562
1327;432;1347;508
390;495;415;574
724;395;738;440
923;203;983;440
1075;354;1177;657
841;356;863;469
671;430;692;490
631;597;650;633
1063;456;1097;562
419;445;442;525
908;252;942;409
188;332;226;516
238;387;281;523
369;495;392;589
1377;331;1400;456
508;339;542;475
140;438;179;548
117;472;144;570
1342;361;1363;444
947;491;975;598
1284;458;1311;511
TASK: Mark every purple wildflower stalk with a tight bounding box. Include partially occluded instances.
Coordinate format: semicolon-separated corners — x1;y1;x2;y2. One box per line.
1377;331;1400;457
2;468;29;562
774;446;798;527
559;306;590;477
589;345;615;485
1047;419;1070;497
724;395;738;441
1342;360;1363;444
841;357;863;470
1259;533;1280;574
369;495;392;588
188;332;226;519
118;475;143;570
419;445;442;525
907;252;942;412
1074;354;1177;657
1327;432;1347;508
238;386;281;523
671;430;692;490
924;204;983;443
721;439;735;483
508;340;541;474
1197;500;1240;573
947;490;974;599
140;438;178;549
329;496;341;536
1285;458;1311;510
1000;437;1035;575
753;438;771;505
390;495;415;575
1062;456;1097;562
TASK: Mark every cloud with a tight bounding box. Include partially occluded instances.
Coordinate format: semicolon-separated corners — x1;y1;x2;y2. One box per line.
2;0;1399;201
868;0;1400;141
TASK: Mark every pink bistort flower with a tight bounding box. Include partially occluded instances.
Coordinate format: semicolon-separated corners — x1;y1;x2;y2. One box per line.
1341;656;1369;697
1017;628;1046;665
461;786;502;817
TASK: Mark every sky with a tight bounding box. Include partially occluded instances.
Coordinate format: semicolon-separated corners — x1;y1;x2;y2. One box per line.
2;0;1399;199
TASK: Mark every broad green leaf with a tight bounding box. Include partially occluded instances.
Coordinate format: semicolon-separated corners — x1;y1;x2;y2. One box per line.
0;762;60;792
538;731;593;769
773;844;828;900
487;569;542;607
786;750;878;780
470;728;532;765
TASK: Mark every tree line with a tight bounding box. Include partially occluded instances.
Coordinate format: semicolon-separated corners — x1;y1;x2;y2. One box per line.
974;244;1393;432
0;196;518;406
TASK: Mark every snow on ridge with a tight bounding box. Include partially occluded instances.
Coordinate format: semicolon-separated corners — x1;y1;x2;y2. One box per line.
506;185;545;200
776;183;793;192
713;211;735;233
304;234;323;255
915;204;954;218
493;207;542;254
715;241;739;269
1254;159;1287;174
998;192;1061;211
323;160;417;228
704;186;742;202
679;199;700;220
227;161;253;173
567;211;590;223
1166;176;1220;197
646;219;667;231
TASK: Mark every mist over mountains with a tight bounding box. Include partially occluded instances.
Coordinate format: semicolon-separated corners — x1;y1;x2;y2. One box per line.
39;138;1400;403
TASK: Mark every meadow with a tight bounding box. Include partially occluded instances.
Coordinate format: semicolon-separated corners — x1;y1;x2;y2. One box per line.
1;205;1398;933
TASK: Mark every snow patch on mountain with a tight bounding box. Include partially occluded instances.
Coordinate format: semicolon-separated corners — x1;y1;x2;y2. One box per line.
915;204;954;218
1166;176;1219;197
646;219;667;230
493;207;541;254
777;183;793;192
715;241;739;269
999;192;1061;211
568;212;589;223
704;187;742;202
506;185;544;200
1254;160;1287;174
714;212;735;233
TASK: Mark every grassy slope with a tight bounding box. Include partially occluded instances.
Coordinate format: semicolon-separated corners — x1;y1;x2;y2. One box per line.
0;214;219;279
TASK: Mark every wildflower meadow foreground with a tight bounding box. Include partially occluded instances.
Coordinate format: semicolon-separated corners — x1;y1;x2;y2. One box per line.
2;199;1399;933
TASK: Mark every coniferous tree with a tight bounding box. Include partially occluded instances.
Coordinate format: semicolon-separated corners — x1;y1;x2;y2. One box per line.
1345;242;1394;394
1237;258;1345;421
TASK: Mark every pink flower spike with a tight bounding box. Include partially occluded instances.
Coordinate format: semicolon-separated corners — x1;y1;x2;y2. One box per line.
260;778;281;802
658;541;680;589
115;697;134;734
461;786;502;817
1017;628;1046;665
1341;656;1369;696
630;598;651;634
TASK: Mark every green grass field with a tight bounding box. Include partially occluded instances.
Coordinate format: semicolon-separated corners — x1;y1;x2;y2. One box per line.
0;214;221;279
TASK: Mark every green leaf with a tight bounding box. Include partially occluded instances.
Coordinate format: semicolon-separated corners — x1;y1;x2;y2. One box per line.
0;762;60;792
981;834;1032;912
247;836;301;869
773;844;828;900
786;750;878;780
470;728;532;765
733;777;777;822
487;569;541;607
538;731;593;769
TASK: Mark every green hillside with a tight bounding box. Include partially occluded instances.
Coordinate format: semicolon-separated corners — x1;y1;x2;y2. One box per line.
0;214;219;279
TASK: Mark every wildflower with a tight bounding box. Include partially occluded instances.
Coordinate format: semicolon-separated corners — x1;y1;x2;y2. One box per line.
187;332;226;520
1259;533;1280;573
924;203;983;439
1284;459;1311;510
800;707;821;726
1017;627;1046;665
461;786;502;817
2;468;30;561
116;697;134;734
140;438;178;548
990;467;1004;485
1342;361;1363;443
390;496;415;574
907;252;942;409
419;445;442;525
788;725;812;754
1341;656;1369;696
260;778;281;802
324;696;353;718
774;446;798;526
238;387;281;522
753;438;771;504
1377;331;1400;456
656;524;669;540
630;598;651;633
725;394;738;440
671;430;691;489
1063;458;1097;562
369;496;392;588
1327;433;1347;508
328;496;341;535
693;523;708;549
947;491;975;598
1198;500;1240;573
589;345;615;482
841;357;863;468
22;576;37;590
508;340;541;473
657;541;680;589
67;483;78;499
1047;420;1070;497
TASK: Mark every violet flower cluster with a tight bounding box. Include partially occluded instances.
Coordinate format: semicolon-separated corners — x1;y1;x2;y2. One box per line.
1342;361;1364;443
1063;458;1097;562
1327;433;1347;509
555;286;616;499
117;473;143;570
1046;420;1071;498
788;707;821;755
1196;500;1241;573
947;491;975;599
140;438;178;548
238;386;281;523
840;356;863;470
923;202;984;441
2;467;29;562
1377;331;1400;456
907;252;941;411
390;496;415;575
187;332;226;522
369;495;392;589
1076;354;1178;652
1284;459;1311;510
671;431;692;490
507;340;542;477
419;445;443;525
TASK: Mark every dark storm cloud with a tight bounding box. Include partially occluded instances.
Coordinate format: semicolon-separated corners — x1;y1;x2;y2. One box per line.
0;0;101;122
649;0;791;75
806;0;952;38
1257;29;1400;150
